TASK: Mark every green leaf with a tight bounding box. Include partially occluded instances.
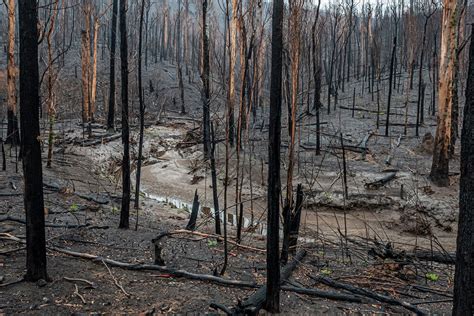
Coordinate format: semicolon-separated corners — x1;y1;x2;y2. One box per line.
321;268;332;275
425;272;439;282
207;240;218;248
69;203;79;212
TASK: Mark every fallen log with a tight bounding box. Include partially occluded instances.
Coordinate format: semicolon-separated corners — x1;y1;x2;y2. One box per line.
44;182;110;205
328;144;369;154
313;276;427;315
233;250;307;315
364;172;397;190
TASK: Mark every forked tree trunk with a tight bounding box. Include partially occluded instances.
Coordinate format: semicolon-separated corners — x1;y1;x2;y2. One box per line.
19;0;48;282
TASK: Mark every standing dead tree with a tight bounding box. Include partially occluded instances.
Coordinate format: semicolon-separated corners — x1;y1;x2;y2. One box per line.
265;0;284;311
107;0;118;132
282;0;304;265
452;24;474;316
430;0;463;186
5;0;20;145
19;0;48;282
119;0;130;229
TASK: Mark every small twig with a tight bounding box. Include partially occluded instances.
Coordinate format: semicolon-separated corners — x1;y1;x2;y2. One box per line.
102;260;131;297
74;284;86;304
64;277;96;288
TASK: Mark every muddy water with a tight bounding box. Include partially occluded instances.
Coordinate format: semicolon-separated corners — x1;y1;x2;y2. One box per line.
143;191;269;235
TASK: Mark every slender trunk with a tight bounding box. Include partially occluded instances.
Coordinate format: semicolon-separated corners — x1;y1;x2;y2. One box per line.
107;0;118;131
385;36;397;137
134;0;146;215
201;0;211;158
119;0;130;229
6;0;19;145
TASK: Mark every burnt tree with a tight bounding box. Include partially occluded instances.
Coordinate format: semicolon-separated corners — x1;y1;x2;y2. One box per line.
119;0;130;229
264;0;284;312
107;0;118;132
452;24;474;316
19;0;48;281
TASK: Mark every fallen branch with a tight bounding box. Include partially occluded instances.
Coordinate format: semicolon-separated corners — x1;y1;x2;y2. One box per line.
102;260;131;297
49;245;260;288
233;250;307;315
312;275;427;315
64;277;96;288
364;172;397;190
74;284;87;304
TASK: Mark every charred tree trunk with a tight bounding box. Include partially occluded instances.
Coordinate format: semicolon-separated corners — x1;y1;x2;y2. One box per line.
385;36;397;137
210;122;221;235
107;0;118;132
311;1;322;156
452;24;474;316
201;0;211;158
19;0;48;281
119;0;130;229
265;0;284;312
134;0;146;213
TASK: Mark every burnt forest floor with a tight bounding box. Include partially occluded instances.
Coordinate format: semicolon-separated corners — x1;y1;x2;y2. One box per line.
0;58;461;314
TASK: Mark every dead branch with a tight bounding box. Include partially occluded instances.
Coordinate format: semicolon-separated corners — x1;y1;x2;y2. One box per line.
74;284;86;304
312;275;427;315
364;172;397;190
102;260;131;297
233;250;307;315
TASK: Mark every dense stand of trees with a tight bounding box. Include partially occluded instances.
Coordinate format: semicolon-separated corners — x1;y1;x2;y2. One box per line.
2;0;473;313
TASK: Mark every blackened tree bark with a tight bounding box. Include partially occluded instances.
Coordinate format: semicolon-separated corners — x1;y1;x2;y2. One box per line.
119;0;130;229
19;0;48;281
385;36;397;137
311;0;322;156
210;122;221;235
134;0;146;213
452;24;474;316
201;0;211;159
107;0;118;132
264;0;284;312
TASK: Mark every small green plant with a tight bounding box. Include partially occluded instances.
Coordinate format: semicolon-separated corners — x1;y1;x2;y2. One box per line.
425;272;439;282
111;206;119;214
320;268;332;275
207;240;218;248
69;203;79;212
